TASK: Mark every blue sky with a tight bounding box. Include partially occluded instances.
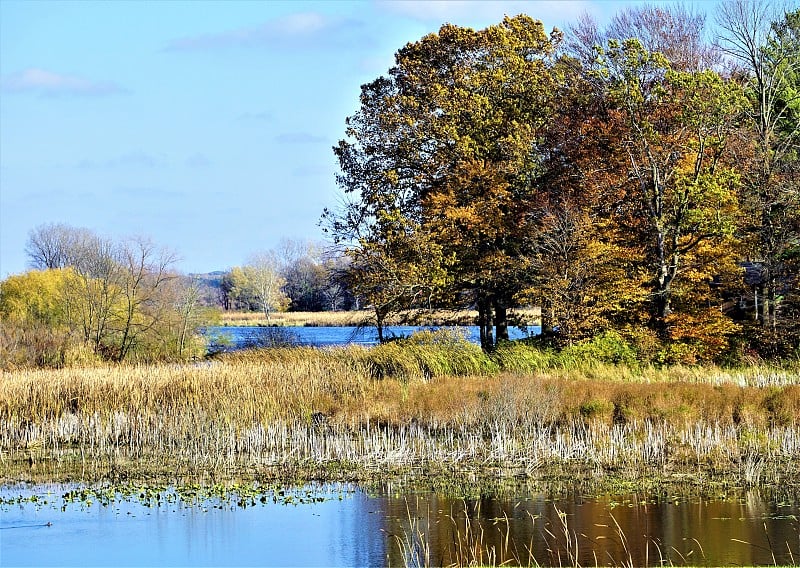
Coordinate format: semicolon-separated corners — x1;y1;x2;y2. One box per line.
1;0;719;277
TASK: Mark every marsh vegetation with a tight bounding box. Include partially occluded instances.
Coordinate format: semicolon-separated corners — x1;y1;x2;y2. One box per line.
3;331;798;490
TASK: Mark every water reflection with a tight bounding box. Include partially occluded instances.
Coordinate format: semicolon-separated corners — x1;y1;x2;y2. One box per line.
380;490;800;567
2;484;798;566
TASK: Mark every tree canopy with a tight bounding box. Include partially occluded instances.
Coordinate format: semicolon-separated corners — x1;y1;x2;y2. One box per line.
327;2;800;361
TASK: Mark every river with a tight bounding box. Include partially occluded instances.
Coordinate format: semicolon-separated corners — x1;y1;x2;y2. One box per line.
2;483;798;566
203;325;539;351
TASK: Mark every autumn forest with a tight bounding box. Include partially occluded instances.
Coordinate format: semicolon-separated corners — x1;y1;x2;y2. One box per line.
324;1;800;363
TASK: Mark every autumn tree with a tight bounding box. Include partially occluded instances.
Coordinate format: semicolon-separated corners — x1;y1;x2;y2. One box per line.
585;39;746;351
717;2;800;354
319;251;355;311
113;237;179;362
25;223;97;270
328;15;560;349
567;4;719;72
0;268;86;367
61;231;122;355
175;276;204;358
0;269;72;327
345;213;450;342
520;206;632;345
229;253;290;322
7;224;207;364
276;239;330;312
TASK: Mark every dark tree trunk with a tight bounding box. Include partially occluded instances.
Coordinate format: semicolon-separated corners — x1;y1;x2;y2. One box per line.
541;299;554;335
375;307;386;343
477;296;494;351
494;298;509;343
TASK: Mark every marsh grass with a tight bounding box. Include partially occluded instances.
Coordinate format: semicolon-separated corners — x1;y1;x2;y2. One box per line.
1;332;799;484
390;500;632;567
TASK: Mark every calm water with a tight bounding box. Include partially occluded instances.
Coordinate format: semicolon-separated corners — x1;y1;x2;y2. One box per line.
205;324;539;351
2;484;798;566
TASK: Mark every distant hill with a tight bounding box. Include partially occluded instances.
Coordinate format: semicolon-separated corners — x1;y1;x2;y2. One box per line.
188;271;226;306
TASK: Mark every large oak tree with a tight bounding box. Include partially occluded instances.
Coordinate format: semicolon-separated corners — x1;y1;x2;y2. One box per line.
327;15;560;349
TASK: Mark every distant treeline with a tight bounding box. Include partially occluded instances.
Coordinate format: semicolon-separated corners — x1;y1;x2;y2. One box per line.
193;239;357;316
0;227;358;368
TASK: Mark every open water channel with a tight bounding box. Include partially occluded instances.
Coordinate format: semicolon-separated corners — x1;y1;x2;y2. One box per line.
2;483;798;566
204;324;538;351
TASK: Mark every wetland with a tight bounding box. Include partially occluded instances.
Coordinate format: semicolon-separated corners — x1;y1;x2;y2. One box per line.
2;331;800;565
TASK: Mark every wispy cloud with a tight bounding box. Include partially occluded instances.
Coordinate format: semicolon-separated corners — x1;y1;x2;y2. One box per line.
166;11;375;51
0;68;127;97
186;153;212;168
376;0;593;27
275;132;327;144
78;151;168;169
112;186;185;200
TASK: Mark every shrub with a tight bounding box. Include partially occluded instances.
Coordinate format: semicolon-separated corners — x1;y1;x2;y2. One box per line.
491;341;557;373
557;331;640;368
365;329;496;380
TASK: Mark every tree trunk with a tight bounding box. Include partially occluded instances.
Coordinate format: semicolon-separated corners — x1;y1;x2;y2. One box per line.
653;288;672;338
767;278;776;331
375;307;386;343
541;299;554;335
477;296;494;351
494;298;509;343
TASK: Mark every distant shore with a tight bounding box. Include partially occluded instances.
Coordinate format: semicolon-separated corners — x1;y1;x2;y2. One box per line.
217;308;542;328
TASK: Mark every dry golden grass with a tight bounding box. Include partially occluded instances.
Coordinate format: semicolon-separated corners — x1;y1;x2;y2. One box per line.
2;338;799;486
219;310;372;327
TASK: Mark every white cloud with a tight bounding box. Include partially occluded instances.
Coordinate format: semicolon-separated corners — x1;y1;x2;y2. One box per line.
0;68;126;96
280;12;329;34
166;11;375;51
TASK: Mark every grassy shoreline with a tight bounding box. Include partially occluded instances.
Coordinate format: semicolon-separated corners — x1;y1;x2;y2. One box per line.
2;333;798;489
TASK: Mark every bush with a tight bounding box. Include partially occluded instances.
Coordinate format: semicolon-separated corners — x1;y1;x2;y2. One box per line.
365;329;496;380
0;321;99;370
558;331;640;367
492;341;557;373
